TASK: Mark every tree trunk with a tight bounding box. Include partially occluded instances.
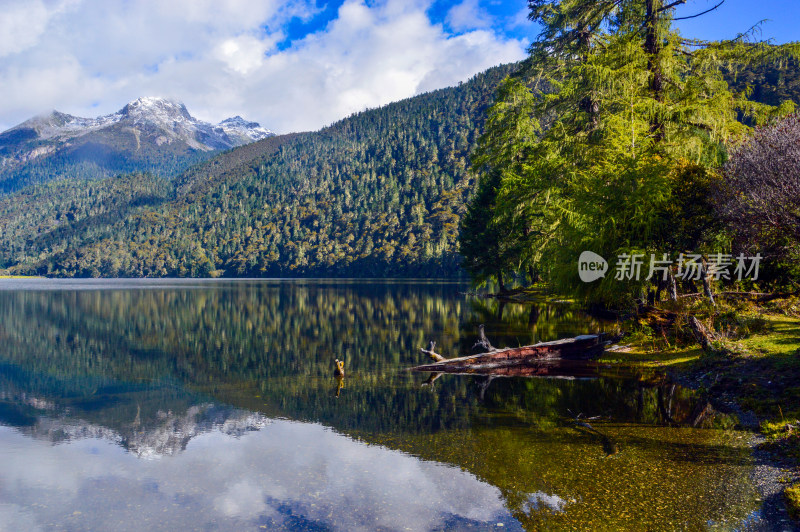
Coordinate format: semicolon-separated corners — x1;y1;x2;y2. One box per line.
528;265;539;285
420;341;446;362
496;270;506;293
701;256;716;307
644;0;665;142
688;316;714;352
667;269;678;301
577;30;600;133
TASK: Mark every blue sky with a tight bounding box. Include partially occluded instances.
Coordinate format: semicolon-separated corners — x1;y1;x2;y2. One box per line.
278;0;800;49
673;0;800;44
279;0;800;49
0;0;797;134
277;0;539;48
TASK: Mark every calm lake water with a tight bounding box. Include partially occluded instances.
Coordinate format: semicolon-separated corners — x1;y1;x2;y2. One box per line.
0;279;760;531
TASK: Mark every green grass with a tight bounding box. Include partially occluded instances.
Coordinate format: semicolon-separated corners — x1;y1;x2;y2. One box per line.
599;345;703;367
787;485;800;521
606;302;800;524
608;305;800;419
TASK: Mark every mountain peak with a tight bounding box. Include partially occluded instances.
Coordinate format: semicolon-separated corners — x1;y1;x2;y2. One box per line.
219;116;257;128
0;98;275;179
121;97;192;121
216;115;274;142
17;110;76;131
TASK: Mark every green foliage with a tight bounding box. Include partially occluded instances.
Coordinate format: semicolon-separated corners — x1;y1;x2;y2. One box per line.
461;0;800;305
458;170;503;284
460;77;555;287
787;484;800;522
0;134;215;193
657;161;724;253
1;64;517;278
727;58;800;111
0;173;172;273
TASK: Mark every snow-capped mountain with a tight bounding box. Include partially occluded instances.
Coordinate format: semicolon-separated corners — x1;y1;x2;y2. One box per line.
3;97;274;154
217;116;275;145
0;97;276;191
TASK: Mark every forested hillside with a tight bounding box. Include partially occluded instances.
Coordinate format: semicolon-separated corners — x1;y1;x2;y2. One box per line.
0;57;797;279
2;64;516;277
0;174;171;271
0;139;210;194
727;58;800;108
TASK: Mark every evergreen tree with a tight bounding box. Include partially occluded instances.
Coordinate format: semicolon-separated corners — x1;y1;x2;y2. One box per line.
463;0;800;305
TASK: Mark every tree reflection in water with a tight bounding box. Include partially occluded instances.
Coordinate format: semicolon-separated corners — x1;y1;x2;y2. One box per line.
0;279;759;530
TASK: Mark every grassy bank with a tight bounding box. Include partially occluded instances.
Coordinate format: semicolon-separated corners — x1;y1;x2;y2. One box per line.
599;297;800;521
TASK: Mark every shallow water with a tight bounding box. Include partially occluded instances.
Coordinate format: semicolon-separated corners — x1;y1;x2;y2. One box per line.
0;279;759;530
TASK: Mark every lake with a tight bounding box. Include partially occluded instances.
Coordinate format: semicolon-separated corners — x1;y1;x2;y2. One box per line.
0;279;760;530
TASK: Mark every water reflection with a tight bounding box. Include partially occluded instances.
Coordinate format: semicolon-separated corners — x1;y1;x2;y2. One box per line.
0;279;760;530
0;421;516;531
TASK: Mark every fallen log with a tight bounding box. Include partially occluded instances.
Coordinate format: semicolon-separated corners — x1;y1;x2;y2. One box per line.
412;358;609;378
678;290;798;302
411;334;608;375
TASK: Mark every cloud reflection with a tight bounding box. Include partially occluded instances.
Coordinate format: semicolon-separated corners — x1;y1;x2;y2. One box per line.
0;419;517;531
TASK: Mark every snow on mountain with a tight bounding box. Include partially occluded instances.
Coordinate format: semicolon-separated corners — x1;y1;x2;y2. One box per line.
217;116;275;143
14;110;123;141
21;403;273;458
2;97;275;155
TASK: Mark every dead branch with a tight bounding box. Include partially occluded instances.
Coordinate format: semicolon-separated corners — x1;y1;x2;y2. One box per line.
420;340;446;362
688;316;715;352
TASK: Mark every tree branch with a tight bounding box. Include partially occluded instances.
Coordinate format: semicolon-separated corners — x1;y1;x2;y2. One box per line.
657;0;688;13
672;1;725;21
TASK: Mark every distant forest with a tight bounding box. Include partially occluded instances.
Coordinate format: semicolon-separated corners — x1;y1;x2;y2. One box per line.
0;59;798;279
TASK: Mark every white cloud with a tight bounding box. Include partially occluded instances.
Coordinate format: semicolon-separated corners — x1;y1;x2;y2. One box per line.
446;0;492;32
0;0;527;133
0;420;514;530
214;34;279;75
0;1;50;58
508;5;533;30
0;0;84;58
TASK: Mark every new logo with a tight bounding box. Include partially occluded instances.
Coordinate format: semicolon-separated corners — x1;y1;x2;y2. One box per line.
578;251;607;282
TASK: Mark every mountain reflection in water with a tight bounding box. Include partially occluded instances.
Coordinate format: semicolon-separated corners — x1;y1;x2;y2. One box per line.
0;279;761;530
0;420;515;531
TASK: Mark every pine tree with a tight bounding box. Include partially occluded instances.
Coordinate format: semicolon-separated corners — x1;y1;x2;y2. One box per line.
464;0;800;304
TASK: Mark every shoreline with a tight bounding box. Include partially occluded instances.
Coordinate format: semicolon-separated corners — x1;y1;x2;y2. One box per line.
603;307;800;530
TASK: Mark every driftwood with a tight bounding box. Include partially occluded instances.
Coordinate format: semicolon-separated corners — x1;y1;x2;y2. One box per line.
700;258;716;307
677;290;797;302
334;358;345;377
413;334;608;376
689;401;715;427
414;358;609;379
570;414;619;456
472;324;494;352
419;341;446;362
667;270;678;301
420;372;443;387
